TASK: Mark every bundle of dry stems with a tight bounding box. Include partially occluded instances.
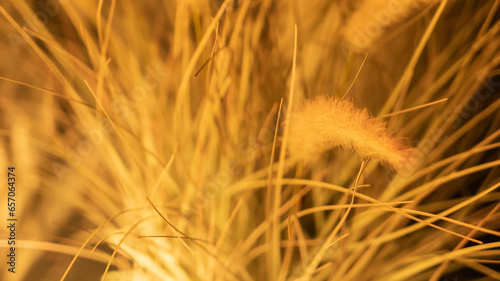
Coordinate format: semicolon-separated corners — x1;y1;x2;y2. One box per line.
0;0;499;280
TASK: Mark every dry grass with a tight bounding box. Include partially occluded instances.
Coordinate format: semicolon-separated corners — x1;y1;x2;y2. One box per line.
0;0;499;280
288;95;413;170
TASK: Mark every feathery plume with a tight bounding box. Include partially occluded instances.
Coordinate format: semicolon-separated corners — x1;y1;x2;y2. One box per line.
342;0;441;50
288;96;413;170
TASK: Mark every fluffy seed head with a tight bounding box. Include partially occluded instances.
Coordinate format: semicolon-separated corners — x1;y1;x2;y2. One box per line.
342;0;441;50
288;96;413;170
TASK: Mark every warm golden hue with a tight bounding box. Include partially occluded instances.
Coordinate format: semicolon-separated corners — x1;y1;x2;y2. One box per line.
289;96;413;170
343;0;441;49
0;0;499;281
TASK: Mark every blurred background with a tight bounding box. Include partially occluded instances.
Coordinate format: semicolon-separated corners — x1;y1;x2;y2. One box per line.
0;0;499;280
